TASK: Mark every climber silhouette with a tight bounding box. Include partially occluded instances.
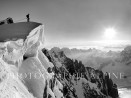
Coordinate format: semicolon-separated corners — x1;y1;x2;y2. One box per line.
26;14;30;22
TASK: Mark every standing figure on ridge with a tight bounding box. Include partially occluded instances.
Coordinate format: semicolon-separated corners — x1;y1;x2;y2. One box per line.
26;14;30;22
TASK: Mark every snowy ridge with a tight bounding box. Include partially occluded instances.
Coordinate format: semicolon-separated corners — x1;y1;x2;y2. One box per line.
44;48;119;98
0;24;64;98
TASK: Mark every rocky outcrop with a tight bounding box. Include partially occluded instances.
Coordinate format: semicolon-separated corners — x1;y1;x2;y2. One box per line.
121;45;131;65
43;48;119;98
0;17;13;25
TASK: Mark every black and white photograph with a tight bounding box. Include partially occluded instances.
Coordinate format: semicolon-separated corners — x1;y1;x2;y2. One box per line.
0;0;131;98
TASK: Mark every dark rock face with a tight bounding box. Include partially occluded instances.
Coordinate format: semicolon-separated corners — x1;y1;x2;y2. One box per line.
0;17;13;25
105;73;119;98
42;48;119;98
121;45;131;65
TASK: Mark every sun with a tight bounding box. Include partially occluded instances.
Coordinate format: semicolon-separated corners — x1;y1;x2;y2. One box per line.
104;28;117;40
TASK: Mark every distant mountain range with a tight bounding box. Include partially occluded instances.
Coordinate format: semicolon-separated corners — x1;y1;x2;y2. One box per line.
50;46;131;89
43;48;119;98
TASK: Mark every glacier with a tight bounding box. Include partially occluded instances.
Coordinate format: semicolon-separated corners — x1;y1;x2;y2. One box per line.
0;24;64;98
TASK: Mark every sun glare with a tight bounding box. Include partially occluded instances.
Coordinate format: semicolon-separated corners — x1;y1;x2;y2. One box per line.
104;28;117;40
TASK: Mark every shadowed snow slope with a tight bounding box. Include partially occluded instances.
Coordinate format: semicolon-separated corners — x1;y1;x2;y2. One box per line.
0;22;41;41
0;23;63;98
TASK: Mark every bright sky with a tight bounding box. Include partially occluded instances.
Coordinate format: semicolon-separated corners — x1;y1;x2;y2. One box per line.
0;0;131;48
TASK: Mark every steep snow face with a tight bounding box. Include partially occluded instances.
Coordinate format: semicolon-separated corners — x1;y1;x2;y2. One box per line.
0;24;64;98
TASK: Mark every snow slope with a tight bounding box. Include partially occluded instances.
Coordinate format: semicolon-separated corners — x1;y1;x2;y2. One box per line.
0;23;63;98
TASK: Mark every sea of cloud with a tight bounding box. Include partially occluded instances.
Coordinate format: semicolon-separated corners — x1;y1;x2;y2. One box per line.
118;88;131;98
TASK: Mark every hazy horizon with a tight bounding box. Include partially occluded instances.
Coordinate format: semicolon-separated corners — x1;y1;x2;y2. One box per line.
1;0;131;48
45;40;131;51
